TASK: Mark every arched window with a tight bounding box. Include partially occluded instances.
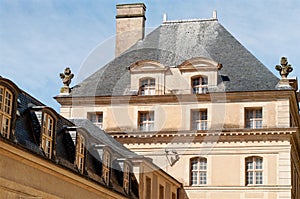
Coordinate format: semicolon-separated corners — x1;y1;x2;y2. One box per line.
0;86;13;138
190;157;207;185
102;150;111;185
75;134;85;173
245;156;263;185
41;112;54;158
191;76;208;94
140;78;155;95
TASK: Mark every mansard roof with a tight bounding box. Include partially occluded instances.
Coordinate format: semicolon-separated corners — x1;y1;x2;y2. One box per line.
70;19;279;97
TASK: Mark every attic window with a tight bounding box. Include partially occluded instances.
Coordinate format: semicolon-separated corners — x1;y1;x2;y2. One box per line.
102;150;111;185
0;86;13;139
123;162;130;194
191;76;208;94
140;78;155;95
75;134;85;173
41;112;54;158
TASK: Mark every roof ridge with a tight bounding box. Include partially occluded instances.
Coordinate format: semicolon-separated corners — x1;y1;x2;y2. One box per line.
162;18;218;25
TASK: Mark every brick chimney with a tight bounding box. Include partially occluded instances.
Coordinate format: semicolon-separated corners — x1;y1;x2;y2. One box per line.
115;3;146;57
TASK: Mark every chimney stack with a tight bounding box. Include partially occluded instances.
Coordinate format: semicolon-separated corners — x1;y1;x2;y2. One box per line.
115;3;146;57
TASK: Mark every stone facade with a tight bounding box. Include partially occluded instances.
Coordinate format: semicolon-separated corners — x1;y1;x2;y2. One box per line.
55;3;300;199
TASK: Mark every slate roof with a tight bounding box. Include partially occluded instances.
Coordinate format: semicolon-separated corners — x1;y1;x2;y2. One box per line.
70;19;279;97
71;119;140;158
0;76;140;198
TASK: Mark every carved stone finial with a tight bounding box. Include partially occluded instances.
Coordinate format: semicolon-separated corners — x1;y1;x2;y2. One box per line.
275;57;293;79
59;67;74;94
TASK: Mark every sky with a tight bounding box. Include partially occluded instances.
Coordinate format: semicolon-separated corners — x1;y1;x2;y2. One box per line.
0;0;299;112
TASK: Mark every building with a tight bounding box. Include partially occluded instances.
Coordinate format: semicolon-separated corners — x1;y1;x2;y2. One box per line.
55;3;300;199
0;76;184;199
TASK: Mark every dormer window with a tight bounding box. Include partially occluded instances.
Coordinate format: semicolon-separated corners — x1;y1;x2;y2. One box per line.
102;150;111;185
140;78;155;95
0;86;13;138
192;76;208;94
75;134;85;173
41;112;54;158
123;162;130;194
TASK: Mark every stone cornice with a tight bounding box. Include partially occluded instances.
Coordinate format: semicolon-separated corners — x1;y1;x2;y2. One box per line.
55;90;297;106
108;128;298;144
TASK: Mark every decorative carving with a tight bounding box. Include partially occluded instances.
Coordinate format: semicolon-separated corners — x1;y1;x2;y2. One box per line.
275;57;293;79
59;67;74;94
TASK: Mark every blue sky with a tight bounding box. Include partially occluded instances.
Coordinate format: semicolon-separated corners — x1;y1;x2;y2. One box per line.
0;0;299;111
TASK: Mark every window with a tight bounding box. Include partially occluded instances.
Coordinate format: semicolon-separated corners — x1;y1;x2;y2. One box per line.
190;157;207;185
192;76;208;94
41;113;54;158
140;78;155;95
172;193;176;199
75;134;85;173
88;112;103;129
191;109;207;130
123;163;130;194
159;184;164;199
0;86;13;139
245;108;262;129
102;150;111;185
145;177;151;199
138;111;154;131
245;156;263;185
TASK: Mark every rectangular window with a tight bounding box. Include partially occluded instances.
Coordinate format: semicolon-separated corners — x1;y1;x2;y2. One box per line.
172;193;176;199
191;157;207;185
159;185;164;199
191;109;207;130
146;177;151;199
102;151;111;185
245;108;262;129
246;157;263;185
123;163;130;194
88;112;103;129
139;111;154;131
76;134;85;173
0;86;13;139
41;113;54;158
192;76;208;94
140;78;155;95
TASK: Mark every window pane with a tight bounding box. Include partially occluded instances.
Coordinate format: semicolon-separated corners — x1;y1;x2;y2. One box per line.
256;171;263;184
202;77;208;85
246;171;253;184
256;109;262;118
199;171;207;184
246;160;253;170
256;158;263;169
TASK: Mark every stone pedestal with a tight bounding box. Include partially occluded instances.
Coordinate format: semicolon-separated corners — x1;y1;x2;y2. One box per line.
276;79;293;90
60;86;70;95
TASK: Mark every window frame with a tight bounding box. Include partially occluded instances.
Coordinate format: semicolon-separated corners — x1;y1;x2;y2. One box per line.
123;162;130;194
245;108;263;129
102;150;111;185
190;157;207;186
87;112;103;129
191;76;208;94
0;85;13;139
139;78;156;96
245;156;263;185
191;109;208;130
138;111;154;131
75;133;85;173
41;112;55;159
